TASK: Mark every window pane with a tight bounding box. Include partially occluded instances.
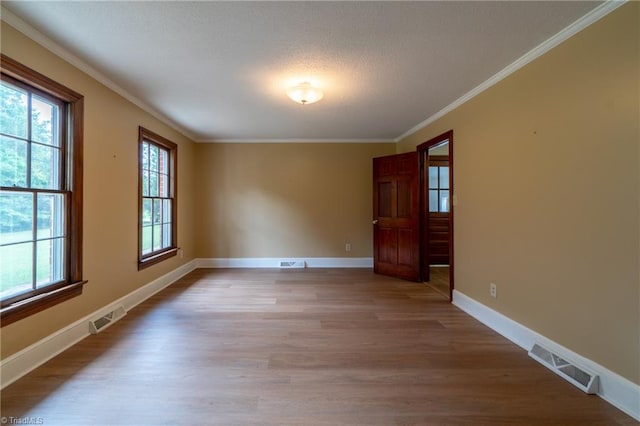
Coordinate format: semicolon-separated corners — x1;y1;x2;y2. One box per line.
440;190;450;213
159;148;168;174
150;172;159;197
36;237;64;287
142;225;152;254
0;82;28;139
439;167;449;189
428;167;438;189
142;198;152;226
31;144;61;189
162;199;171;224
153;199;162;224
142;170;149;197
32;96;58;146
37;193;65;239
0;135;28;187
162;199;172;249
160;173;168;197
0;242;33;298
149;144;158;172
142;142;149;170
0;191;33;244
162;223;171;248
153;224;162;251
429;190;438;213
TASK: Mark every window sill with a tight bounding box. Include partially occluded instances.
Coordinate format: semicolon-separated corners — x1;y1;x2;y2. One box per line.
1;280;87;327
138;248;178;270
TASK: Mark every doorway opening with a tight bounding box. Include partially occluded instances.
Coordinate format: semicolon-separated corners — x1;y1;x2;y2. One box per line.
417;131;454;300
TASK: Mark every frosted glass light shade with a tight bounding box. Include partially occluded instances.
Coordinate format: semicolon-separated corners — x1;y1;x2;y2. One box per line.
286;82;323;105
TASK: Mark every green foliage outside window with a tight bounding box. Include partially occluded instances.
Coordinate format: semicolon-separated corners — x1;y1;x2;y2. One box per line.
1;82;59;233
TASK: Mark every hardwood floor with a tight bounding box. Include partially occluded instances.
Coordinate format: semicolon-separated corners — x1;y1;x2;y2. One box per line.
1;268;636;425
424;266;450;300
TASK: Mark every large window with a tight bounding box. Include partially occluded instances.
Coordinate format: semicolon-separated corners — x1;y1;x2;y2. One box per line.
138;127;177;269
0;55;84;326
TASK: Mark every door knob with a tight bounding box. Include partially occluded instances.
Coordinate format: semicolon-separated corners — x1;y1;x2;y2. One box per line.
372;219;379;225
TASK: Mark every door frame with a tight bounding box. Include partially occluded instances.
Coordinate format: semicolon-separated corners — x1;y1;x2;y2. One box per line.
417;130;454;300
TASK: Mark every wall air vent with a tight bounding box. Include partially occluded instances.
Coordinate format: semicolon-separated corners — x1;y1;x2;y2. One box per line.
528;343;598;394
279;261;306;268
89;305;126;334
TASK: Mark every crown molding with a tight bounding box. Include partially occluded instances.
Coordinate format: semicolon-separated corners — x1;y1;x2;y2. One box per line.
0;6;198;142
395;0;627;143
196;138;395;144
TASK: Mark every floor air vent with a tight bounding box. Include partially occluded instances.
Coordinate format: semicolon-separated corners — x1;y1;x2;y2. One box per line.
279;261;305;268
89;305;126;334
528;343;598;394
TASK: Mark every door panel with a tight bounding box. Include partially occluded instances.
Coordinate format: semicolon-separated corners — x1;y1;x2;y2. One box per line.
428;213;449;265
397;228;415;266
373;152;420;281
397;178;412;218
378;228;397;264
378;182;393;217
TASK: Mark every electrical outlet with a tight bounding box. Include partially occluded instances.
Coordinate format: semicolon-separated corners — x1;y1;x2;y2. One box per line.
179;249;184;259
345;243;352;252
490;283;497;298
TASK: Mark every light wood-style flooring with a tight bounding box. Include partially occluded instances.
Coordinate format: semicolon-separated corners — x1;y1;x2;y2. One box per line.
424;266;450;300
1;268;636;425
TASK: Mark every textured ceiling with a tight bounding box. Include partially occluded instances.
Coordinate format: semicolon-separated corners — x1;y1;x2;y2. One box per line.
3;1;603;142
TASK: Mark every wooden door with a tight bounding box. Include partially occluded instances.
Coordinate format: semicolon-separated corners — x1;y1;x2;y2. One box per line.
373;152;420;281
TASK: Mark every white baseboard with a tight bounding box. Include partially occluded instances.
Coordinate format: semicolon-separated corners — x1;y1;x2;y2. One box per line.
195;257;374;268
452;289;640;421
0;260;198;390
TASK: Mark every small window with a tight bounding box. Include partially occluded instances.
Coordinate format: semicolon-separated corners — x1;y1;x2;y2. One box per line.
0;55;85;326
138;127;177;269
428;156;450;213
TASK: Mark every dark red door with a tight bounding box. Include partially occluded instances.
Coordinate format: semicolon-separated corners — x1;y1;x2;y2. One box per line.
373;152;420;281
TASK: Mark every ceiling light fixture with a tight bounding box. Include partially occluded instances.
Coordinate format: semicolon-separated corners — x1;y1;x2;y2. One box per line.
286;82;323;105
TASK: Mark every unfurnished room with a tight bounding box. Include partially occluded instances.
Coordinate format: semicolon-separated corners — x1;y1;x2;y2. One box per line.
0;1;638;425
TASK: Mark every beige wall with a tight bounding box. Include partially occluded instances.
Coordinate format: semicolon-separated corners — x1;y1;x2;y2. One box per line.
0;24;197;358
398;3;639;384
195;143;394;259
